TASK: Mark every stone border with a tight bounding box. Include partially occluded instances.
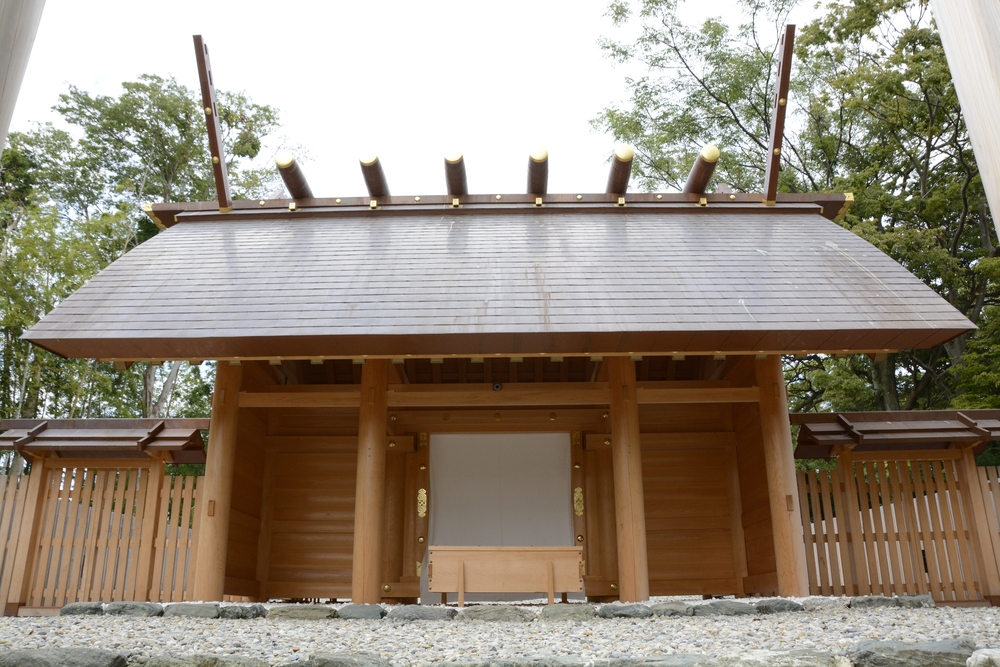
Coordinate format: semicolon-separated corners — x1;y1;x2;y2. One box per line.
56;595;936;621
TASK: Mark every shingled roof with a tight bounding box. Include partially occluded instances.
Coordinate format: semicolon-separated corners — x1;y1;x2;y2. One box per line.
23;197;974;360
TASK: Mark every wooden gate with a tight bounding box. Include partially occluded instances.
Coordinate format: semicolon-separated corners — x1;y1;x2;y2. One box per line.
1;458;202;612
797;452;991;602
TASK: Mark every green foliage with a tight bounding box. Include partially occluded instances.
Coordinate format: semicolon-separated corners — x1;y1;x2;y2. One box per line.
597;0;999;429
1;75;281;426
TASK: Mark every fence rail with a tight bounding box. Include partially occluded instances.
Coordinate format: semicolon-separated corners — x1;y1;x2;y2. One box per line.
1;461;201;611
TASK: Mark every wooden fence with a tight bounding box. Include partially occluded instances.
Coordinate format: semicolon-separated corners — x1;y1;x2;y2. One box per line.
1;461;201;611
798;452;1000;603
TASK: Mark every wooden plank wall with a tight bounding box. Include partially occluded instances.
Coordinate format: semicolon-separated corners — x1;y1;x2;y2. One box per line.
1;465;202;608
733;403;777;595
798;456;986;602
583;403;752;599
224;409;265;598
260;439;357;600
642;432;745;596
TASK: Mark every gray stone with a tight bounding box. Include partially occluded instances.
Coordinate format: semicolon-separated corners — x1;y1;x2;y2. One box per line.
164;603;220;619
800;596;850;612
848;595;900;609
692;600;756;616
598;603;654;618
897;594;935;608
721;650;848;667
425;660;719;667
266;604;337;620
385;604;457;621
753;598;805;614
651;601;694;617
147;657;270;667
539;604;597;621
219;603;267;619
104;601;163;617
59;601;104;616
847;636;976;667
337;603;386;619
456;605;536;622
0;648;127;667
969;649;1000;667
290;653;391;667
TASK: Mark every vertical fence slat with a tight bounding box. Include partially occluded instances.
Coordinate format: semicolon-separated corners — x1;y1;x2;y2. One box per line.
797;472;819;594
874;462;902;595
887;461;918;596
185;477;202;602
820;470;845;596
50;469;80;607
942;459;977;600
28;470;58;607
68;468;97;603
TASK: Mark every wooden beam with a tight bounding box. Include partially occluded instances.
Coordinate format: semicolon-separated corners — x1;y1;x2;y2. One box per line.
387;383;610;407
192;35;232;212
192;362;243;601
762;25;795;206
755;355;809;596
607;356;649;602
238;381;755;409
392;408;606;434
239;387;360;408
352;359;389;604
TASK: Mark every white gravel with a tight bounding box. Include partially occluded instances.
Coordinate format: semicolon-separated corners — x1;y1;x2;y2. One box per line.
0;597;997;665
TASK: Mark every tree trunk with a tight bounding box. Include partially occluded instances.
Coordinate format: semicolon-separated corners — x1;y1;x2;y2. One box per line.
143;364;157;418
20;363;41;418
872;355;901;411
150;361;182;418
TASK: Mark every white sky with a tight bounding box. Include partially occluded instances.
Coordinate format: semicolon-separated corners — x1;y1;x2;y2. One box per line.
9;0;819;198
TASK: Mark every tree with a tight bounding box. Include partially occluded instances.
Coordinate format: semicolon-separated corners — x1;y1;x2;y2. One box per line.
594;0;998;417
1;75;281;424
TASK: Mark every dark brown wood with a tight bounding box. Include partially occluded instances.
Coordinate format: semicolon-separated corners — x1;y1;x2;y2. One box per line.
682;146;720;194
444;155;468;196
0;419;208;463
527;150;548;195
192;35;232;212
792;409;999;458
763;25;796;205
144;192;857;229
606;147;634;195
360;156;390;198
276;154;313;199
28;203;973;362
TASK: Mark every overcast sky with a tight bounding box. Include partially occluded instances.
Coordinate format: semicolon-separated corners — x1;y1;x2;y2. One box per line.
10;0;820;198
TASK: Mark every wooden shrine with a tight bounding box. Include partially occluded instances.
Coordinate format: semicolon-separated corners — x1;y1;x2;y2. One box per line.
2;34;985;611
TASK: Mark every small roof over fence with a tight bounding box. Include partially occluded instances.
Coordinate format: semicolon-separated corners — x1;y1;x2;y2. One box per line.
791;410;1000;459
0;419;209;464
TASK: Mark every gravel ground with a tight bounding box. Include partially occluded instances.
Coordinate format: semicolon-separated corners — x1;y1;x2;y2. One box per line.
0;597;997;665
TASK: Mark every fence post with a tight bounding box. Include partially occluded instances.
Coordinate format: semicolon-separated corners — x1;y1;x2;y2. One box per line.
4;457;48;616
958;446;1000;602
837;451;869;596
136;457;166;602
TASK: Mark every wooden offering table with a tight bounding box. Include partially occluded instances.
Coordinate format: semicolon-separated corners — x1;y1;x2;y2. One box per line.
427;546;584;606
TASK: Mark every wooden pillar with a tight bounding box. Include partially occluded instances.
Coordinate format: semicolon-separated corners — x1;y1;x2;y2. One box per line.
192;361;243;601
4;456;48;616
755;355;809;597
607;356;649;602
352;359;389;603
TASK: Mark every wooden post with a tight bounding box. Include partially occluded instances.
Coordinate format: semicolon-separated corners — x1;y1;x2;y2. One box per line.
755;355;809;596
136;456;166;601
607;356;649;602
352;359;389;603
958;446;1000;600
4;456;48;616
192;362;243;601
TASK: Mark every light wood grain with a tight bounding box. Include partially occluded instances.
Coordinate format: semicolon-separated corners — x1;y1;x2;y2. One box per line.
352;360;389;604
